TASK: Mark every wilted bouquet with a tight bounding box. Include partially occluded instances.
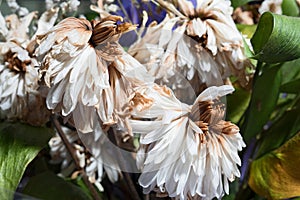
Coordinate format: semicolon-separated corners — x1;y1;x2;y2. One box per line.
0;0;300;199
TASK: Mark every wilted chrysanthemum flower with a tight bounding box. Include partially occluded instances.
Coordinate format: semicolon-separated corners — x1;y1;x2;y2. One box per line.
259;0;283;15
0;41;39;120
35;15;152;134
130;84;245;199
129;0;252;91
0;10;57;125
36;15;153;182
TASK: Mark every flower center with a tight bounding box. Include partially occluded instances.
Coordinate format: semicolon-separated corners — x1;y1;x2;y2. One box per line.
189;99;225;124
4;51;30;73
189;98;239;139
89;15;137;47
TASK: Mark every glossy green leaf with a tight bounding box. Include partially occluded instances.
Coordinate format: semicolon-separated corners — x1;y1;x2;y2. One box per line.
280;58;300;84
226;83;251;124
242;65;282;143
282;0;300;17
22;171;92;200
251;12;300;63
255;104;300;158
280;79;300;93
249;132;300;199
0;122;54;200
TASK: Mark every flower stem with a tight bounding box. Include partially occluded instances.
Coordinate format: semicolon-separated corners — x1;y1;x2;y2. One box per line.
52;115;102;200
109;128;141;200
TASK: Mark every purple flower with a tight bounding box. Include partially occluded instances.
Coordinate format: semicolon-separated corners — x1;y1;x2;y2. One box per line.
110;0;166;26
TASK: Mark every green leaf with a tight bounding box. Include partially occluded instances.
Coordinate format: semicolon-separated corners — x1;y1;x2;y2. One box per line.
230;0;255;9
280;58;300;84
236;24;257;39
226;83;251;124
0;122;54;200
249;132;300;199
242;64;282;143
69;176;94;199
281;79;300;93
22;171;92;200
255;104;300;158
282;0;300;17
251;12;300;63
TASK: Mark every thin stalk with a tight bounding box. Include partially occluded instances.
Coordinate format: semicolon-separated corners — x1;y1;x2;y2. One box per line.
110;128;141;200
52;115;102;200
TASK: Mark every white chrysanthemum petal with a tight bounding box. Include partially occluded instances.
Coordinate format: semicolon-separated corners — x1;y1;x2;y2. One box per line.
114;53;154;84
0;97;12;110
16;77;25;97
206;25;218;55
139;170;158;188
0;12;8;37
130;120;162;134
35;8;59;36
193;18;206;37
195;85;234;103
207;19;242;45
159;19;178;48
134;85;245;199
1;74;19;97
46;77;67;109
140;122;176;144
72;103;96;133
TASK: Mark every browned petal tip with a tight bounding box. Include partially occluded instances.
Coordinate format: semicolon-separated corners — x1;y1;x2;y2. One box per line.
194;120;209;133
101;15;124;23
222;121;240;135
90;15;137;46
117;22;138;33
129;92;154;112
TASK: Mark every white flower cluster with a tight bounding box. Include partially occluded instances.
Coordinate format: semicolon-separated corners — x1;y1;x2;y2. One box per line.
45;0;80;13
0;5;58;125
0;0;253;199
129;0;253;96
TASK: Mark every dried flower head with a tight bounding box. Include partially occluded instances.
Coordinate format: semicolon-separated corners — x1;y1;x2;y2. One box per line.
129;0;252;92
36;14;151;133
36;15;153;182
130;84;245;199
0;10;57;125
0;41;39;121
